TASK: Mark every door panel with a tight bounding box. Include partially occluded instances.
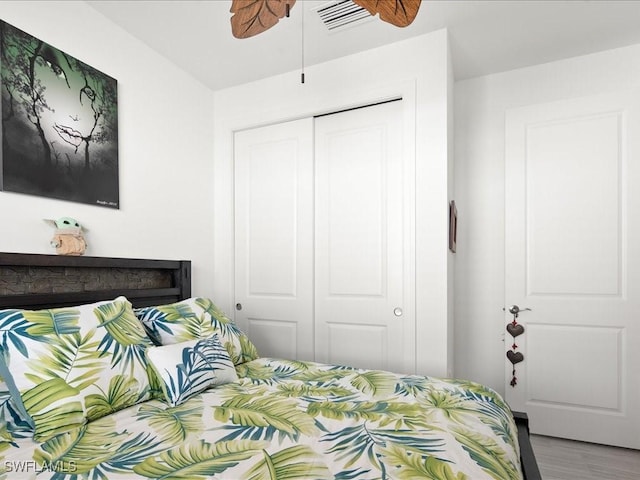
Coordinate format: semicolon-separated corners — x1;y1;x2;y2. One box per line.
505;90;640;448
527;324;622;410
315;101;415;374
525;113;621;296
326;126;385;296
234;118;314;361
327;324;387;371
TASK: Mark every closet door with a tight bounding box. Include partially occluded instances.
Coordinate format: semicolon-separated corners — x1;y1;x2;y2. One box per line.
234;118;314;361
314;101;415;374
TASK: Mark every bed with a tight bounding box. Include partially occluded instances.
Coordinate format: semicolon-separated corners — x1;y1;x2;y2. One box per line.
0;252;541;480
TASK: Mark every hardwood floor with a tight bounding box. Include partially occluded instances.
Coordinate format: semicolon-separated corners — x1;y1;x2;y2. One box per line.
530;435;640;480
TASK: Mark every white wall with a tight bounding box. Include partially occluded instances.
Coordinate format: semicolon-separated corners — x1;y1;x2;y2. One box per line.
0;1;215;296
213;30;454;377
455;43;640;395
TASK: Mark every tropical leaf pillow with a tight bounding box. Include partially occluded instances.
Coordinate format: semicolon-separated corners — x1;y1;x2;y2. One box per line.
0;377;32;437
0;296;155;441
0;306;36;437
146;334;238;407
135;297;259;365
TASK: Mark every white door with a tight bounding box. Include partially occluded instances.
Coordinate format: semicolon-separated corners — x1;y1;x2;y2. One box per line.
234;118;314;361
314;101;415;374
505;90;640;448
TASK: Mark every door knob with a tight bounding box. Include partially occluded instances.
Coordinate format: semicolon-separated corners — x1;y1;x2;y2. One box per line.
236;303;242;311
393;307;403;317
508;305;531;315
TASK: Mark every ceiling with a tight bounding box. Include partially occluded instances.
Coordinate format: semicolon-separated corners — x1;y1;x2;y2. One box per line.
87;0;640;91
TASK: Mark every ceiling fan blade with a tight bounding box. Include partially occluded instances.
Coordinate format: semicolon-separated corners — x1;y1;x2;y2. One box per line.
230;0;297;39
353;0;421;27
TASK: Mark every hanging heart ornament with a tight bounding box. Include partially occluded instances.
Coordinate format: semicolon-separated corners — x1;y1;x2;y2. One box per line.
506;323;525;337
507;350;524;364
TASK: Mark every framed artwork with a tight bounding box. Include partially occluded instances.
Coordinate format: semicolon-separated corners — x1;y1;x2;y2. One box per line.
0;20;119;208
449;200;457;253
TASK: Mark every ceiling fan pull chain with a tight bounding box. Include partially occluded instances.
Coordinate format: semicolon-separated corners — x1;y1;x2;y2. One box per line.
301;2;305;84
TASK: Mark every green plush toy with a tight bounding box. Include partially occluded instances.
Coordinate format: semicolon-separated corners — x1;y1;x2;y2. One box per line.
44;217;88;255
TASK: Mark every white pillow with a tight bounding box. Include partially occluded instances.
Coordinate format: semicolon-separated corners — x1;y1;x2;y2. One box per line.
146;334;238;407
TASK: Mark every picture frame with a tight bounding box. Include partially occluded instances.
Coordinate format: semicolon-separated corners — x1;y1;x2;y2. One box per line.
0;20;119;208
449;200;457;253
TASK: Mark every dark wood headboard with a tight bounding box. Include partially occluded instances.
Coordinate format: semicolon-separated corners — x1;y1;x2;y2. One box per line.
0;252;191;310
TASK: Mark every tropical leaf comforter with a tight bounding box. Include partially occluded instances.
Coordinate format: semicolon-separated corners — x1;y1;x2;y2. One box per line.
1;358;522;479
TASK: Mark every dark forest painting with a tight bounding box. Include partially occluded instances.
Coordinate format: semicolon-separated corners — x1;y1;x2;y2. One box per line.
0;20;118;208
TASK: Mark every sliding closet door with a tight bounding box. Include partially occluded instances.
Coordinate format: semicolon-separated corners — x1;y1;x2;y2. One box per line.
314;101;415;374
234;118;314;361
